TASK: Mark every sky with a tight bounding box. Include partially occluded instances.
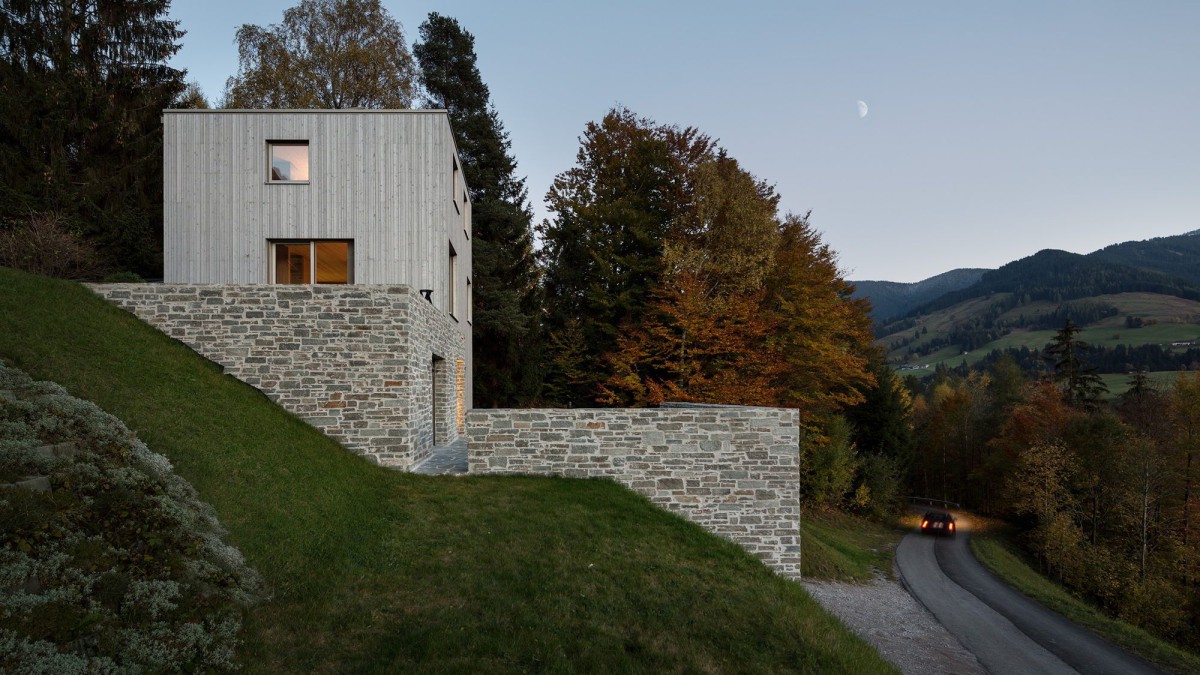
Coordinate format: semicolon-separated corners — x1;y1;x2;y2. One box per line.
168;0;1200;283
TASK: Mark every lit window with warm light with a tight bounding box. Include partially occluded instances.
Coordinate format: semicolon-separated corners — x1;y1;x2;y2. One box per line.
271;240;352;284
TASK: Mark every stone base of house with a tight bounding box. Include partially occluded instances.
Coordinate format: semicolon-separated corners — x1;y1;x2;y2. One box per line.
90;284;467;468
467;404;802;579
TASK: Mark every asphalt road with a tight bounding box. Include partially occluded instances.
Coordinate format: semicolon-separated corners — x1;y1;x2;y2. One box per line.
895;511;1165;675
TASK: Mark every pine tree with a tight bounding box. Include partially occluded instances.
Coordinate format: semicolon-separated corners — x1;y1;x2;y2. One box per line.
0;0;185;275
414;13;541;407
1045;320;1108;408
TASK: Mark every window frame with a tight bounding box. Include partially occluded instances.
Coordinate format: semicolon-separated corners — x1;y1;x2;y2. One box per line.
448;242;458;319
267;140;311;184
268;239;354;284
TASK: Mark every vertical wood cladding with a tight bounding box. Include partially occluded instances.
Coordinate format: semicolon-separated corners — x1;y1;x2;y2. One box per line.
162;109;472;408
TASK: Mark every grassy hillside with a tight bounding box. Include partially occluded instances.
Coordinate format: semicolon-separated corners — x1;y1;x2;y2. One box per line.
0;267;893;673
883;293;1200;393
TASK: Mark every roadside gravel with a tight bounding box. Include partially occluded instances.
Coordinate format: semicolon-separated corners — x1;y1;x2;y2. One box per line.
803;567;985;675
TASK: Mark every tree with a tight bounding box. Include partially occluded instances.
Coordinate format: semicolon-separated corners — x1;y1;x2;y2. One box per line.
767;214;875;419
224;0;417;109
599;268;786;407
1045;320;1108;408
848;354;914;457
1172;373;1200;595
414;13;541;406
598;150;785;407
539;108;679;405
0;0;185;276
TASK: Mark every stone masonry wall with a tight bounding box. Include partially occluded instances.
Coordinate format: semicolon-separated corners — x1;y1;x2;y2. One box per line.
467;405;801;578
90;284;466;468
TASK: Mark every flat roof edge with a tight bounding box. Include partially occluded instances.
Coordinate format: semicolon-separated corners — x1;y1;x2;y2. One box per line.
163;108;449;114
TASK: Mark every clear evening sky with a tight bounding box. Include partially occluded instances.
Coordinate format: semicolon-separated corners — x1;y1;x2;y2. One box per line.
168;1;1200;283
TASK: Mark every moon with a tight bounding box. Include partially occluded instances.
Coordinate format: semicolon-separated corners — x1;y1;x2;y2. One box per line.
857;100;869;119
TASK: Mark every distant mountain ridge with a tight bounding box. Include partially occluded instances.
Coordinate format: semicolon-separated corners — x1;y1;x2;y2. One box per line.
855;230;1200;324
852;268;989;321
1090;229;1200;285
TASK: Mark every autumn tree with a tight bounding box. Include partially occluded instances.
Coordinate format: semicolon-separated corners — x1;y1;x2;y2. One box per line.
767;214;875;419
1010;440;1085;581
1171;373;1200;597
224;0;417;109
599;147;786;407
0;0;185;276
414;14;541;406
539;108;680;405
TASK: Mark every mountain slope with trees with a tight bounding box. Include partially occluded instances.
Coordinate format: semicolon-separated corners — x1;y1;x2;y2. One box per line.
852;268;989;321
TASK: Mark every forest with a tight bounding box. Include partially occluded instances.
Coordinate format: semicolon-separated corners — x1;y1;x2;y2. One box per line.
900;323;1200;647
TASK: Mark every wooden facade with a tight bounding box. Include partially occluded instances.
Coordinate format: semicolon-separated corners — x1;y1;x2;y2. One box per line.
163;109;472;407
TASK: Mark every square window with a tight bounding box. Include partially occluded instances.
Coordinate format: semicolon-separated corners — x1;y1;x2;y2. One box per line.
269;142;309;182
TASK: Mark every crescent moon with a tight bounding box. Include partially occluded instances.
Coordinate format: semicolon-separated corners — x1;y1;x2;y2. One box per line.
857;100;869;118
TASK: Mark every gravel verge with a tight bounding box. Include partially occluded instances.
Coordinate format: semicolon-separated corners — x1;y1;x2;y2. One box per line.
803;567;985;675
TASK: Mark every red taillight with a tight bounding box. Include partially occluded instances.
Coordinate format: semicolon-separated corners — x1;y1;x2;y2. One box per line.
921;520;928;528
949;522;955;531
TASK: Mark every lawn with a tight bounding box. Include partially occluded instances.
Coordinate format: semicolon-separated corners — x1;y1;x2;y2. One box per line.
0;267;894;673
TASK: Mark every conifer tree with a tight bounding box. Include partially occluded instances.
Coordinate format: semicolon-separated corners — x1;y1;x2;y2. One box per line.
1045;320;1108;408
414;13;541;406
0;0;185;275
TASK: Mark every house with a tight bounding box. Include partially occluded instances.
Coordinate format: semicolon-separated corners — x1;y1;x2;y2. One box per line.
95;109;472;468
90;109;806;579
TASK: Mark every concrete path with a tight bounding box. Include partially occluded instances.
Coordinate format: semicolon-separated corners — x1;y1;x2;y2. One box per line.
410;438;468;475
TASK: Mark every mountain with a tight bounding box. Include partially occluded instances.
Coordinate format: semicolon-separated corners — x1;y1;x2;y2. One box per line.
1090;229;1200;285
852;268;989;321
907;248;1200;318
867;230;1200;387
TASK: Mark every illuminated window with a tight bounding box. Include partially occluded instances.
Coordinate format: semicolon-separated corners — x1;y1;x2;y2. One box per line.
268;142;309;182
448;243;458;317
271;240;352;284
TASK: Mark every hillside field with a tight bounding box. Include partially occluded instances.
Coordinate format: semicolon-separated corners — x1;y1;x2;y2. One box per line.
0;267;894;673
883;293;1200;392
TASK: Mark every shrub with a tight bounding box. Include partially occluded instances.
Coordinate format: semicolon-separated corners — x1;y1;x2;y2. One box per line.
100;271;145;283
0;213;106;280
0;363;263;672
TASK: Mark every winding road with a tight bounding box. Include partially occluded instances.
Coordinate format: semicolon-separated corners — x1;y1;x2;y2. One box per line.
895;511;1165;675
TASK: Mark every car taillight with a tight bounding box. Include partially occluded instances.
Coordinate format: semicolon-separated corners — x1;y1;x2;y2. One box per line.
949;522;955;531
921;520;928;528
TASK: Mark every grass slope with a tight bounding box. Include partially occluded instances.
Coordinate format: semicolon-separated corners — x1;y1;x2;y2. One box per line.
970;529;1200;675
0;267;894;673
801;511;904;581
883;293;1200;394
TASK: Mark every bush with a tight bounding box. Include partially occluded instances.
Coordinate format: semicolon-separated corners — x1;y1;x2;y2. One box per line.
100;271;145;283
0;213;106;280
0;363;263;672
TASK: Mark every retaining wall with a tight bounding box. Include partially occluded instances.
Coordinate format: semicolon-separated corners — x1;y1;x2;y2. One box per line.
91;284;467;468
467;405;801;578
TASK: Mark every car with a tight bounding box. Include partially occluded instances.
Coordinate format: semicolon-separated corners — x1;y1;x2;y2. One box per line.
920;511;957;538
